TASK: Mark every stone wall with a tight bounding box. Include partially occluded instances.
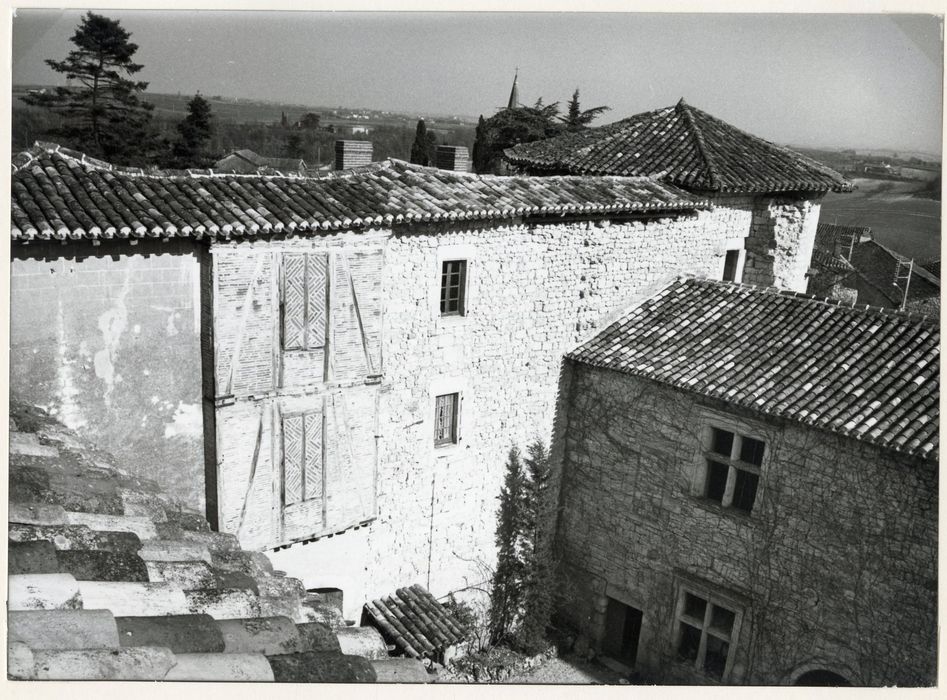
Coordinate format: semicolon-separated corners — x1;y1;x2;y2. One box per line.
257;205;751;619
733;194;823;292
10;239;205;510
555;364;937;686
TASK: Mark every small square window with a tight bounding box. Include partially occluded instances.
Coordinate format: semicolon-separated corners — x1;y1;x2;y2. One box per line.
440;260;467;316
434;393;459;446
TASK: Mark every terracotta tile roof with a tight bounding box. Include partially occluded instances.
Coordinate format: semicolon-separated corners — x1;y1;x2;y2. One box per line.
567;277;938;460
11;142;707;242
6;401;400;682
504;99;853;194
363;585;467;660
850;239;941;297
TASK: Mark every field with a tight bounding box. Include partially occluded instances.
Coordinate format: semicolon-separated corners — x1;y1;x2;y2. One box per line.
820;178;941;261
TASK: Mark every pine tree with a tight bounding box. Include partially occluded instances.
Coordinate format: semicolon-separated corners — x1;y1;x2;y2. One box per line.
166;93;215;169
23;11;158;163
560;88;610;130
489;447;527;645
410;119;431;166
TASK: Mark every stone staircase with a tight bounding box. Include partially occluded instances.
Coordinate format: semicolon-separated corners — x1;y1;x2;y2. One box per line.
7;401;428;682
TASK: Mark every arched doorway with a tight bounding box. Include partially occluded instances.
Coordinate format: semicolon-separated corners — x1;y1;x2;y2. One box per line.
795;669;852;686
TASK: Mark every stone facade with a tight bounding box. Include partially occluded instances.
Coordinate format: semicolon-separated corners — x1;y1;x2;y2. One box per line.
211;204;760;619
10;239;206;510
10;189;826;623
555;364;937;686
714;194;823;291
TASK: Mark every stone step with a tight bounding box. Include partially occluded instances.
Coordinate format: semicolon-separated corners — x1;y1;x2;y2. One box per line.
295;622;342;653
8;609;120;650
370;657;432;683
9;540;60;575
57;549;150;582
10;431;60;458
216;616;301;655
8;641;35;679
137;540;212;564
336;626;389;660
9;523;143;553
265;651;377;683
65;511;158;540
9;502;68;526
32;647;176;680
78;581;189;617
164;652;275;682
185;588;260;620
145;560;217;589
115;614;225;654
9;573;82;611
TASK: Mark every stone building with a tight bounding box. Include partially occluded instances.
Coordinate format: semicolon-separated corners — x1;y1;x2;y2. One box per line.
808;223;940;314
10;128;851;622
505;98;853;291
214;149;309;175
555;277;937;686
13;142;756;619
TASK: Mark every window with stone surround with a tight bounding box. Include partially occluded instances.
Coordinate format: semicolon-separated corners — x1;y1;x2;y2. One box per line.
434;392;459;446
675;588;741;681
440;260;467;316
701;425;765;514
281;253;328;351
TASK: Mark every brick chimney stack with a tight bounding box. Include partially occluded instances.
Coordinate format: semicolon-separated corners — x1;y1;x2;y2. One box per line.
334;140;373;170
435;146;471;172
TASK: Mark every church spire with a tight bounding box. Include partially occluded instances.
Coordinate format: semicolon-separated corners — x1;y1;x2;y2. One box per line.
507;68;519;110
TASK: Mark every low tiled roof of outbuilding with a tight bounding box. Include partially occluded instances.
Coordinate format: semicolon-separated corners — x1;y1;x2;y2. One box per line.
11;142;706;242
504;99;853;194
6;401;405;682
364;585;467;660
567;277;938;460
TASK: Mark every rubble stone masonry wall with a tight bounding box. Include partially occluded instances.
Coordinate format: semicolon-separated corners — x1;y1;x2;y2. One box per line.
262;205;754;619
726;193;823;292
556;365;936;686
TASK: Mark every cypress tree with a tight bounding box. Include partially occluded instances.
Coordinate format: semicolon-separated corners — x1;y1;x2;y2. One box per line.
410;118;431;166
489;446;527;645
517;440;555;653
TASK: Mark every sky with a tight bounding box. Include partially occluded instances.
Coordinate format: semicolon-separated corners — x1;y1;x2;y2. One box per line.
10;9;945;155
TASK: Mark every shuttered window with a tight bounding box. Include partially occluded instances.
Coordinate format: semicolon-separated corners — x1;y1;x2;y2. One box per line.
282;253;327;350
434;393;459;446
282;411;324;505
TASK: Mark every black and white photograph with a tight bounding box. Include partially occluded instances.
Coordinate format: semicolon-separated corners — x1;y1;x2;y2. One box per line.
5;4;942;687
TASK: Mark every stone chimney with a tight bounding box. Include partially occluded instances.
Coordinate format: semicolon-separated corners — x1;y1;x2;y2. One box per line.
334;140;373;170
435;146;471;172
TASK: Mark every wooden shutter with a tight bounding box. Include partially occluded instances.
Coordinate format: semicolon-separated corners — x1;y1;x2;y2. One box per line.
282;253;327;351
282;409;324;508
303;410;323;500
282;414;304;505
282;254;307;351
306;255;327;349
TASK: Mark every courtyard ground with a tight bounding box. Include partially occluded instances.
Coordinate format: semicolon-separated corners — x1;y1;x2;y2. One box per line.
507;653;628;684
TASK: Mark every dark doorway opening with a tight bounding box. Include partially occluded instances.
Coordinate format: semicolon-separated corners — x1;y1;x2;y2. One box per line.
795;669;852;686
602;597;643;667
